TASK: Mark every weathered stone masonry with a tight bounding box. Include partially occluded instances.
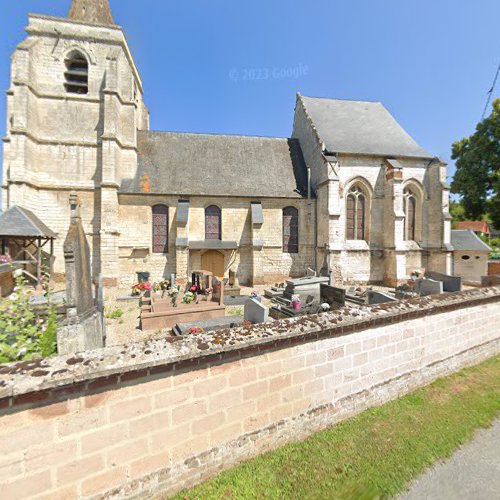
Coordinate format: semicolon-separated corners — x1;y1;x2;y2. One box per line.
0;287;499;499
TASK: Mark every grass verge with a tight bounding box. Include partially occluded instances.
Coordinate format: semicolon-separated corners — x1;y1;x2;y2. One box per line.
173;355;500;499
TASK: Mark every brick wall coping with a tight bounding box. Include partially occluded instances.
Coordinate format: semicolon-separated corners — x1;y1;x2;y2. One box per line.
0;286;499;407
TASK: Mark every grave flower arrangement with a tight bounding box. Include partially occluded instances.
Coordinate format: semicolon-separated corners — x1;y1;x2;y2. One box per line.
187;326;204;334
291;294;301;311
203;287;213;296
131;282;152;296
410;269;423;280
167;284;181;307
250;291;259;299
182;291;195;304
153;279;170;293
0;254;12;264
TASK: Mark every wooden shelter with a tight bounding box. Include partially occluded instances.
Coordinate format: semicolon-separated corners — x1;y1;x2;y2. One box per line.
0;206;56;288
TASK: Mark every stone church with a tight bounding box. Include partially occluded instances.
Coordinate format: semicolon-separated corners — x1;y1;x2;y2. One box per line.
1;0;452;287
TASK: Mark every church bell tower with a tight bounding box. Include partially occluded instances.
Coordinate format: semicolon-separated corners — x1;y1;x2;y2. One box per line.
2;0;149;285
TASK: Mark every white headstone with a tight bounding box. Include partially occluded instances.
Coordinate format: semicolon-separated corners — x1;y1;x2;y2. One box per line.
244;298;269;324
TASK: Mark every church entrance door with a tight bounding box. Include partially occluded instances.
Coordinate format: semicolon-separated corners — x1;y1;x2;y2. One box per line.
201;250;225;278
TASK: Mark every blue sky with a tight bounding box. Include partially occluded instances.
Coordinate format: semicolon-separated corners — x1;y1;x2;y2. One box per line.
1;0;499;185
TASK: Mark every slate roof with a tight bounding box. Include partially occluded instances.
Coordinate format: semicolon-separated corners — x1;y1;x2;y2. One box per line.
299;95;432;158
121;131;309;199
451;230;491;252
0;206;56;238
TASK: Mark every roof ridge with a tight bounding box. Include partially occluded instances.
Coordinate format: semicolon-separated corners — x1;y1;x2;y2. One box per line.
300;94;382;105
141;130;291;141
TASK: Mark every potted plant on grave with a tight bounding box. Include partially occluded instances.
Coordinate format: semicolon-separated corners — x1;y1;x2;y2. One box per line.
167;284;181;307
291;294;301;311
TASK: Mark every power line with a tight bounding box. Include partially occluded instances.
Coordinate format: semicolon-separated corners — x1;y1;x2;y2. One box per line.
481;60;500;120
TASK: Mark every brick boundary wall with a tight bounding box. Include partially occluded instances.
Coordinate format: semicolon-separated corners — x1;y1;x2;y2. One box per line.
0;287;499;499
488;261;500;276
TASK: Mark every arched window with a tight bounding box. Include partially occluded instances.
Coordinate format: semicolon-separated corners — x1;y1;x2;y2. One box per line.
205;205;221;240
152;205;168;253
283;206;299;253
404;188;417;241
346;185;367;240
64;51;89;95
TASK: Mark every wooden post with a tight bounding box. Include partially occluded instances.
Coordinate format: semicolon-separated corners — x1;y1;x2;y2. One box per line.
36;237;42;291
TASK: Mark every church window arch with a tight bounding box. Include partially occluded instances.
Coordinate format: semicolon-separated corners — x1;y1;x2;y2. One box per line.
346;184;368;240
205;205;222;240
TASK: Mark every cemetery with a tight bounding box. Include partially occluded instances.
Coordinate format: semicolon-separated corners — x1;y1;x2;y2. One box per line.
0;193;496;361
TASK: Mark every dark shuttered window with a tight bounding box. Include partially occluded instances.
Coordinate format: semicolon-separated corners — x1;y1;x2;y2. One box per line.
283;206;299;254
346;185;367;240
152;205;168;253
205;205;222;240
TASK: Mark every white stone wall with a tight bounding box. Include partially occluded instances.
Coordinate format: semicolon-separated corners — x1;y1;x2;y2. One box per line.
292;97;450;284
116;196;316;286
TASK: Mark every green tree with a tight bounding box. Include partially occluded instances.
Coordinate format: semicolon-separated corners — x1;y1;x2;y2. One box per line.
451;98;500;228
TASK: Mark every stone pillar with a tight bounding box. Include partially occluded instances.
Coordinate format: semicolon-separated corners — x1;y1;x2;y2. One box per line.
383;159;407;286
426;160;453;274
98;57;121;287
250;202;265;285
175;200;190;285
320;156;343;282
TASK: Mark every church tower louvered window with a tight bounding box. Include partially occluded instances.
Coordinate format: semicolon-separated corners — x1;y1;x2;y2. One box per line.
64;51;89;95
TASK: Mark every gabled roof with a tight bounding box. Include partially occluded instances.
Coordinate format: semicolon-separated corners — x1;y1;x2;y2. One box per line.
0;206;56;238
121;131;310;199
298;95;432;158
455;221;491;234
451;230;491;252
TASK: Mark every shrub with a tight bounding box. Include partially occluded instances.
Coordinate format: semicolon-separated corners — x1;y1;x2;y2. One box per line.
105;307;124;319
0;271;59;364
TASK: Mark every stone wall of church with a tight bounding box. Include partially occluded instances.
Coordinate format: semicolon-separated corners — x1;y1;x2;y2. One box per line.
116;196;316;287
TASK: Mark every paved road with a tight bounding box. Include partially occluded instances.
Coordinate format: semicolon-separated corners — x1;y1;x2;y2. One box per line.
399;419;500;500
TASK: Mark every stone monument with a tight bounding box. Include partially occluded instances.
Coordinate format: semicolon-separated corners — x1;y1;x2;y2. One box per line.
244;298;269;324
57;193;104;354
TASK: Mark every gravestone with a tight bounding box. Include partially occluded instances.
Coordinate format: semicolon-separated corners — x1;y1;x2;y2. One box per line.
368;290;398;305
425;271;462;292
225;268;241;297
481;275;500;287
284;276;329;302
173;315;244;335
320;284;346;307
244;298;269;324
416;278;443;296
57;193;104;355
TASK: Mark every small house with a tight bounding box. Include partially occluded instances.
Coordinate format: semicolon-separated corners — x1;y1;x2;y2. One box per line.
451;230;491;284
